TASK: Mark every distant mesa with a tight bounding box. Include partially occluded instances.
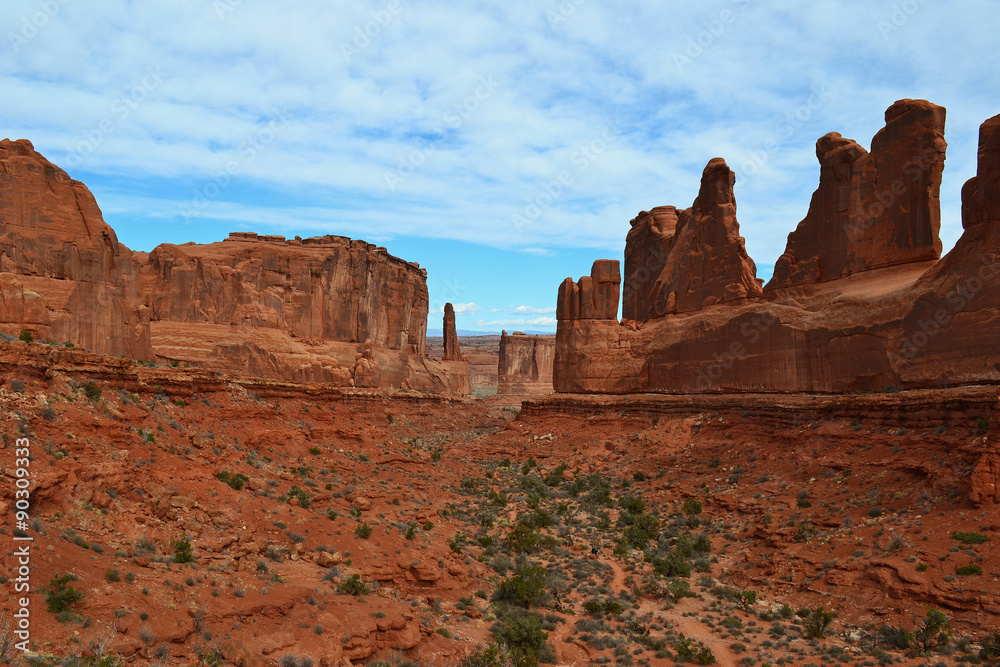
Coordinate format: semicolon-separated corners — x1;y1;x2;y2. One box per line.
498;330;555;396
555;101;1000;395
0;139;467;393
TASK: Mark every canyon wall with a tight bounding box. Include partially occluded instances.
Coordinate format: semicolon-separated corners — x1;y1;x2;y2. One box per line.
497;331;555;396
0;141;467;393
556;102;1000;395
0;139;152;358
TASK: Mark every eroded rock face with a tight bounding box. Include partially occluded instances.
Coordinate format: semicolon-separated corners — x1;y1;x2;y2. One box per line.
769;99;947;289
442;303;462;361
554;104;1000;399
143;233;428;353
0;142;468;392
621;159;761;321
0;139;152;357
352;339;381;388
497;331;554;396
557;260;621;322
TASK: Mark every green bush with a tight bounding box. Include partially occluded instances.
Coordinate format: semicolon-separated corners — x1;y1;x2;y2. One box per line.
492;566;549;610
953;531;989;545
682;499;703;517
492;611;555;667
913;608;950;655
956;564;982;576
804;607;834;638
173;537;195;563
45;573;84;614
83;381;102;401
355;523;373;539
18;330;33;343
215;471;249;490
337;574;370;596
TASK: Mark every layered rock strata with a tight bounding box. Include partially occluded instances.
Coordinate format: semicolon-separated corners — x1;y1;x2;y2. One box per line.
0;141;468;392
497;331;555;396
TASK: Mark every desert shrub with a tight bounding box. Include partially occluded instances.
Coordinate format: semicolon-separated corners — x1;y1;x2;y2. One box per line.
18;330;33;343
338;575;370;596
913;608;951;655
355;523;373;539
878;625;912;650
45;573;84;614
215;471;249;490
953;531;989;545
491;611;555;667
493;566;549;610
652;551;691;578
956;564;983;576
803;607;834;638
83;381;102;401
173;537;194;563
682;499;703;517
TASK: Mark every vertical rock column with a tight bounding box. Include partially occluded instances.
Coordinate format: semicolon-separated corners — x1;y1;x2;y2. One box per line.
442;302;463;361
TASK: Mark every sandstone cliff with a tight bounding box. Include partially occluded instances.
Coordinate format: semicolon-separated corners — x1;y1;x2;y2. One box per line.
555;102;1000;397
768;99;947;289
0;139;152;358
497;331;554;396
0;142;468;393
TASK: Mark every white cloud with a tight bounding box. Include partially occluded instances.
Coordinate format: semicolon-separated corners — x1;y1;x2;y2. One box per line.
476;316;557;328
0;0;993;264
452;303;482;316
510;305;557;315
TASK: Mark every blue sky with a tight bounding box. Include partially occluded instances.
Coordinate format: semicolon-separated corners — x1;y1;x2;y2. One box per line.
2;0;997;333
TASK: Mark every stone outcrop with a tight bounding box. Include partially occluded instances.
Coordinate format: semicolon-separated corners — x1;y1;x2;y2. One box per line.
0;139;152;358
768;99;947;289
554;103;1000;396
497;331;555;396
557;260;621;321
0;141;468;393
352;339;381;388
442;303;462;361
623;159;761;322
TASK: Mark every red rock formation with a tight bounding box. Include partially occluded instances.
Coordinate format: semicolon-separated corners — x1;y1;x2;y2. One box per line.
553;104;1000;400
557;260;621;321
621;159;761;321
0;141;469;392
442;302;462;361
0;139;152;357
497;330;555;396
623;206;677;322
768;99;946;289
352;339;381;388
142;233;427;353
